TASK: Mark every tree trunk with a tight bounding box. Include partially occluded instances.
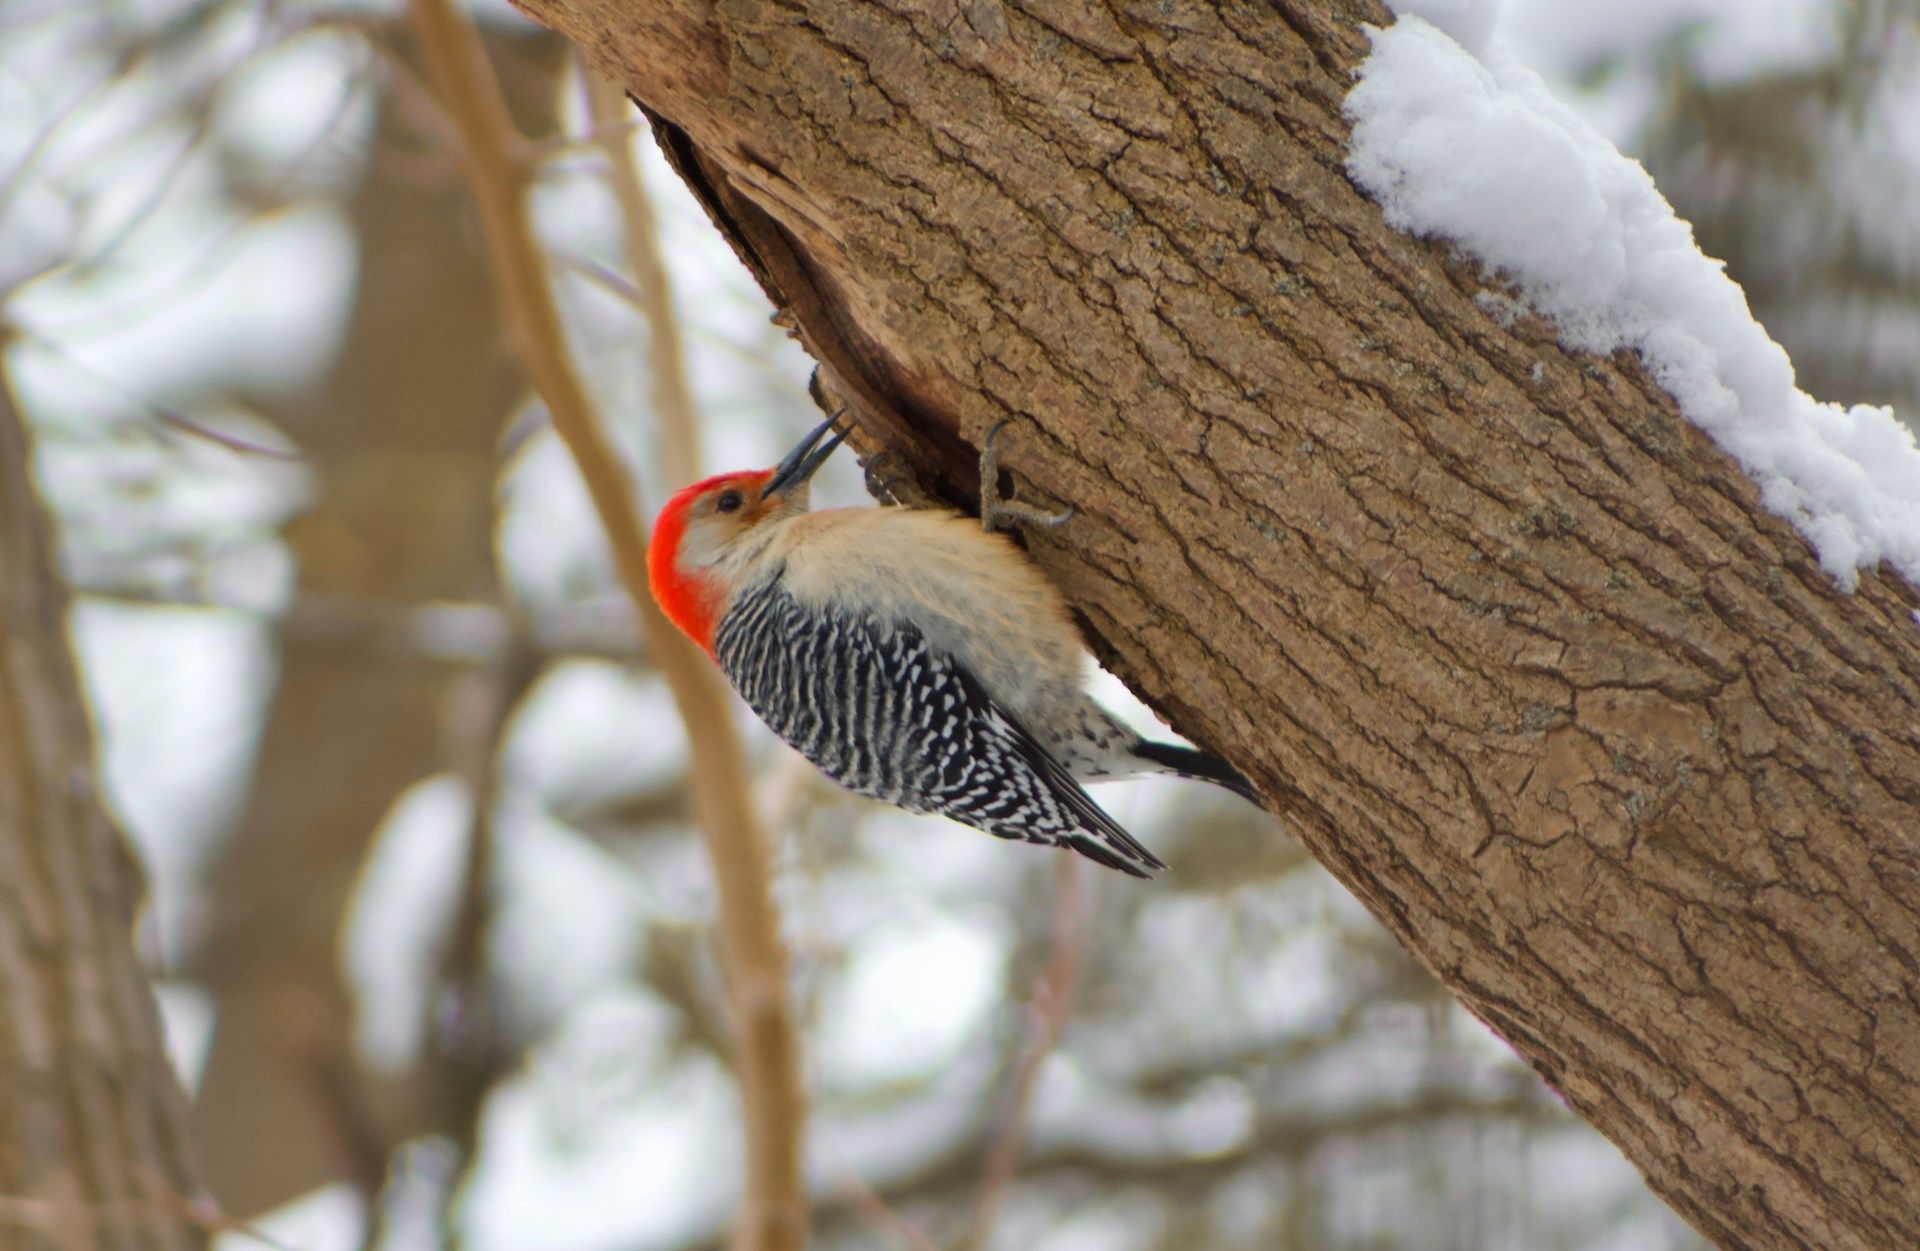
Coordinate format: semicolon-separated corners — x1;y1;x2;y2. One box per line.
509;1;1920;1248
0;361;206;1248
188;28;567;1218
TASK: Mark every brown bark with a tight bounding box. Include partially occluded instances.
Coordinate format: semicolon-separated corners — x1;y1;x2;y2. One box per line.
507;1;1920;1248
0;358;205;1248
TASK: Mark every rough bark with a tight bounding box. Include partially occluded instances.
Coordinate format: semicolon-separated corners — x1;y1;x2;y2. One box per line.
507;1;1920;1248
0;361;206;1248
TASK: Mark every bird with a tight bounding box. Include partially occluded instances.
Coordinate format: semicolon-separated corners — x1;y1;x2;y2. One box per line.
645;417;1261;877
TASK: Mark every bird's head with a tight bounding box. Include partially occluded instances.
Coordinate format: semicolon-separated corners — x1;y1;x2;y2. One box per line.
647;417;848;654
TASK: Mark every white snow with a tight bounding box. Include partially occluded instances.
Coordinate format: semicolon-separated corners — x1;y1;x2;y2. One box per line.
811;910;1004;1089
70;602;276;956
151;982;216;1092
213;1182;364;1251
460;1052;739;1251
1345;0;1920;590
342;776;471;1072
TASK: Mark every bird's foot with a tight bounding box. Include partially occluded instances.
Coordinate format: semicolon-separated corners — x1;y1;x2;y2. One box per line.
979;420;1075;533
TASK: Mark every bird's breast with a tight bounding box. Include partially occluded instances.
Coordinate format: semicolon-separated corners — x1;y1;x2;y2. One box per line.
759;507;1089;730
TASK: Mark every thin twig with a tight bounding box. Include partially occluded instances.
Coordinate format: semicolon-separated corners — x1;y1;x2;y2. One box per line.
582;67;703;486
523;113;648;165
8;325;305;460
406;4;807;1248
0;1176;304;1251
969;856;1085;1251
427;637;542;1251
550;250;791;372
838;1174;940;1251
0;45;141;229
29;38;377;337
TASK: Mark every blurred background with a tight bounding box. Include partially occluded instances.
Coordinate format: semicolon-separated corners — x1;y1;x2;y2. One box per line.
1;0;1913;1247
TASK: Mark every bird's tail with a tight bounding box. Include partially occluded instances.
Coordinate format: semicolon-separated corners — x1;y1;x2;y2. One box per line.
1131;740;1262;805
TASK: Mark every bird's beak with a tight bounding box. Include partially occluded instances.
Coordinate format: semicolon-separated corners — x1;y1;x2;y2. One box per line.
762;416;849;498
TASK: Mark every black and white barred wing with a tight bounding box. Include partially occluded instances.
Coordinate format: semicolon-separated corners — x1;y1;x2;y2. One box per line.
714;578;1165;877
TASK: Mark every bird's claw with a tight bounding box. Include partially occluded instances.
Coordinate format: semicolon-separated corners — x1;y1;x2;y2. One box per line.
983;499;1076;531
862;448;905;505
979;420;1074;533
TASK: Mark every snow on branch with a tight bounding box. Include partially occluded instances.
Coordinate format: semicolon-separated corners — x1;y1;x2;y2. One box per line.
1343;0;1920;590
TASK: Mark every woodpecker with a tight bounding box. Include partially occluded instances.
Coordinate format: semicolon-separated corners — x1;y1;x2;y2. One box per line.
646;418;1259;877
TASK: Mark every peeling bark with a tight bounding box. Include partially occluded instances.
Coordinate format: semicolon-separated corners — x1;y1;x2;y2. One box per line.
508;1;1920;1246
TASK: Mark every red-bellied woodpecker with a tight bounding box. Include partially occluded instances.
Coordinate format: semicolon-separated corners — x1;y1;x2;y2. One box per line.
646;418;1259;877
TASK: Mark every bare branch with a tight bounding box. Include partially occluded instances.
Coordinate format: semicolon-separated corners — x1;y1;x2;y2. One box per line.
582;67;704;486
406;4;807;1247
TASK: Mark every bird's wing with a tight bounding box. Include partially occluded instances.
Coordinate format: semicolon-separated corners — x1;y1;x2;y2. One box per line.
951;666;1165;874
716;578;1164;877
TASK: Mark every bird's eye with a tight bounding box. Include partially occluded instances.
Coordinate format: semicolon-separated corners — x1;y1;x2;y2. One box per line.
715;489;745;514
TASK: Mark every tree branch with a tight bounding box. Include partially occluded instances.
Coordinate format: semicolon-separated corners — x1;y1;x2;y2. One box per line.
406;3;807;1246
505;2;1920;1248
1;339;208;1248
968;857;1083;1251
582;68;705;488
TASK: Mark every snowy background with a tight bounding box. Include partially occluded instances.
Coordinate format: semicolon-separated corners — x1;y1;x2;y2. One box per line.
1;0;1913;1247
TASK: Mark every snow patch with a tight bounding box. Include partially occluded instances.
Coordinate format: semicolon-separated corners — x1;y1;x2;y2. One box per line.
1344;8;1920;589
